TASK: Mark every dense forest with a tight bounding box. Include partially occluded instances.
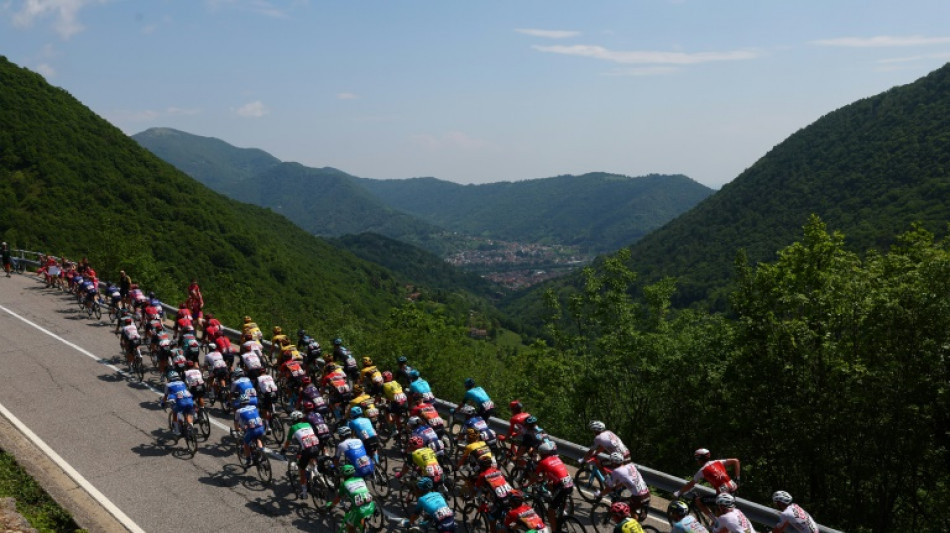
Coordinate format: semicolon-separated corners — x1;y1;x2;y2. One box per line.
5;55;950;531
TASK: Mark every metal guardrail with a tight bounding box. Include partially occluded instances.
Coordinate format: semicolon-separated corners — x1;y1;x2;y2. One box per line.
12;249;844;533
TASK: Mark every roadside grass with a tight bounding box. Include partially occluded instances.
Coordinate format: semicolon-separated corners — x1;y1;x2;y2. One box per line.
0;450;84;532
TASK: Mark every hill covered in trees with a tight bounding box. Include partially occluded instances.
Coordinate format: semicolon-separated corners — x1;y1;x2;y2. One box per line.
0;56;406;336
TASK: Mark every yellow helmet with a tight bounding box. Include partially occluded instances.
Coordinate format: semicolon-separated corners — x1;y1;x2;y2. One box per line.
273;326;282;334
353;383;364;394
244;316;251;323
362;356;373;367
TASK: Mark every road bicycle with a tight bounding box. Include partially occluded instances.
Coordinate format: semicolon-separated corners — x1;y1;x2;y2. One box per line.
231;428;272;485
167;409;198;458
574;456;610;504
524;482;589;533
590;488;659;533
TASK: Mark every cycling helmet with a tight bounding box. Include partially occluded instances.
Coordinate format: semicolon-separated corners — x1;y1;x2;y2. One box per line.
208;342;217;351
297;329;306;338
715;493;736;508
231;369;245;380
508;490;524;506
290;411;304;422
166;371;180;382
772;491;793;506
349;406;363;419
185;360;195;368
302;401;315;412
509;400;522;413
382;371;393;383
459;405;476;417
607;452;625;466
464;377;476;389
340;464;356;476
538;440;557;457
397;356;408;364
408;369;420;380
416;477;434;493
352;384;363;394
408;416;422;428
273;326;282;334
609;501;631;518
362;356;373;367
466;428;480;442
333;338;343;346
525;415;538;425
478;454;494;468
337;426;352;439
408;436;425;450
240;395;251;406
325;362;337;371
668;500;689;518
588;420;606;433
301;376;312;385
148;291;156;299
244;316;251;323
694;448;711;461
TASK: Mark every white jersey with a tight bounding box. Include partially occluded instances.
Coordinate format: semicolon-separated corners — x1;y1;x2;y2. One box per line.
257;374;278;394
605;463;649;496
336;437;365;460
776;504;818;533
593;430;629;458
204;351;227;370
241;351;263;370
713;509;756;533
122;324;140;340
242;340;263;355
184;368;204;387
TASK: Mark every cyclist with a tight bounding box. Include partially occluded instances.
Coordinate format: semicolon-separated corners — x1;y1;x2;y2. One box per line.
340;349;360;382
331;338;346;363
280;410;323;499
408;416;446;458
302;401;333;454
507;400;531;442
457;405;498;446
347;406;381;464
668;500;711;533
696;493;756;533
168;342;190;376
203;313;222;340
407;370;435;403
230;369;258;409
239;342;265;381
410;396;447;438
474;454;515;533
457;428;493;470
269;326;288;362
119;317;142;368
518;415;549;459
359;357;385;398
397;435;444;482
322;362;353;418
326;464;376;533
202;343;230;402
346;384;378;421
502;490;547;533
173;307;194;339
104;282;122;312
255;371;280;432
674;448;741;498
395;355;415;388
240;333;264;363
526;440;573;532
214;332;235;369
242;316;262;342
407;477;457;532
600;452;651;522
381;371;409;429
142;296;164;330
301;377;332;417
334;426;375;479
234;397;266;468
608;502;645;533
182;360;206;411
160;371;195;439
458;378;496;419
151;326;173;378
584;420;631;464
180;332;201;363
770;491;818;533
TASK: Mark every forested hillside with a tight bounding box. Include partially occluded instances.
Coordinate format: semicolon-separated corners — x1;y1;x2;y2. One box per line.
358;172;713;253
0;56;404;334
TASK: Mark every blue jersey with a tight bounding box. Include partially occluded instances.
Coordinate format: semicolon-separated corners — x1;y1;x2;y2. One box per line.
464;416;497;443
231;377;258;406
348;417;377;441
414;492;454;523
412;425;444;453
671;515;710;533
236;405;265;430
337;438;374;477
165;381;194;410
464;386;491;406
409;378;432;396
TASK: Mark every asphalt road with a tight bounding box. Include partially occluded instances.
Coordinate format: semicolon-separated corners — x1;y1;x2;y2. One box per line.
0;272;674;533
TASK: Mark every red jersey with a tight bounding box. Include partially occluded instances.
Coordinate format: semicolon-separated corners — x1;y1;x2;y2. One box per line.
504;504;545;531
215;335;232;353
534;455;574;489
695;460;737;494
509;412;531;438
281;360;305;379
476;467;513;502
321;369;347;388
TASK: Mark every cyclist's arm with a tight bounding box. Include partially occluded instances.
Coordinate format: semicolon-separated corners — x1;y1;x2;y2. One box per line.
674;479;696;498
723;458;741;484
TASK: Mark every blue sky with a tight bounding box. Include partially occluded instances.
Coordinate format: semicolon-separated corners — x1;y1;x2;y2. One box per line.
2;1;950;188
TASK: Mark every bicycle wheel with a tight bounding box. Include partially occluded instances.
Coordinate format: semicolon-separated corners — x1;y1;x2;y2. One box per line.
256;451;273;485
197;409;211;441
93;302;102;320
366;503;384;533
184;426;199;458
574;464;604;504
557;515;588;533
370;465;390;498
271;415;286;444
311;474;335;511
641;526;660;533
461;506;489;533
108;306;118;324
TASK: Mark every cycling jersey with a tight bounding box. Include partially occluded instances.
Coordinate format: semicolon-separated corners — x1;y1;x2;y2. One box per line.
204;351;228;375
360;365;383;386
713;509;755;533
694;461;738;494
464;416;497;444
504;504;545;531
302;385;330;413
534;455;574;489
671;516;711;533
183;368;204;388
306;412;332;441
164;381;194;413
413;492;455;531
383;381;408;403
459;440;493;466
287;421;320;450
593;430;630;459
241;352;263;371
605;463;649;497
236;405;266;444
242;340;263;356
231;377;258;406
776;504;818;533
412;426;445;454
411;403;445;430
509;412;531;438
348;416;377;441
476;467;513;502
408;378;435;402
410;447;444;481
336;438;374;478
256;374;279;394
338;476;375;524
349;394;379;417
614;518;645;533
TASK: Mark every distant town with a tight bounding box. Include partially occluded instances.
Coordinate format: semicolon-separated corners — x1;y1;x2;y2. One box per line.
444;236;591;289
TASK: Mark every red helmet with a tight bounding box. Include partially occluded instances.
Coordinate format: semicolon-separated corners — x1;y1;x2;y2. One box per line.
610;502;631;518
185;360;195;368
408;436;424;451
301;376;312;385
302;401;315;412
509;400;523;413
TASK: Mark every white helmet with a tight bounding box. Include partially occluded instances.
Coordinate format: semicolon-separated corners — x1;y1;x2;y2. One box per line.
588;420;606;433
607;452;625;466
715;493;736;508
772;491;793;506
